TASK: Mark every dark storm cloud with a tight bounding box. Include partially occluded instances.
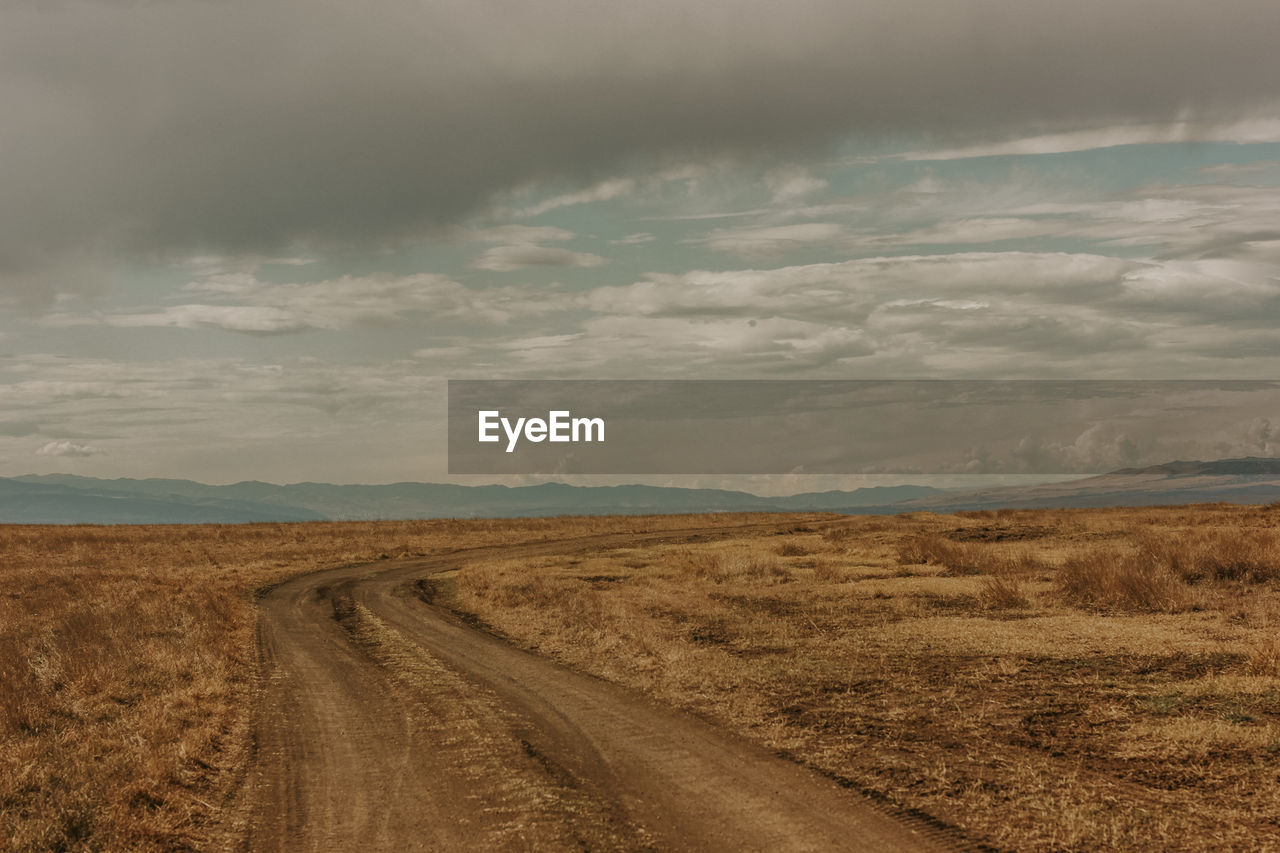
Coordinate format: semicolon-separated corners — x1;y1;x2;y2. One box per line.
3;0;1280;295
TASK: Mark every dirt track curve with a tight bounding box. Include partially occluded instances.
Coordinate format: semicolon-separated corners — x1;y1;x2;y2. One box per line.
233;524;956;852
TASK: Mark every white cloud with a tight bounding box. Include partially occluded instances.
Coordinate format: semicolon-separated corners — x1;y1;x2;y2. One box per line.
1115;258;1280;320
803;176;1280;274
858;217;1066;247
495;314;875;375
611;232;656;245
589;253;1140;322
548;249;1280;378
895;115;1280;161
36;440;101;458
469;245;608;272
1198;160;1280;177
457;225;577;244
100;305;315;334
516;178;636;218
44;274;568;334
178;254;317;277
990;183;1280;262
459;223;608;271
764;167;829;203
642;208;773;222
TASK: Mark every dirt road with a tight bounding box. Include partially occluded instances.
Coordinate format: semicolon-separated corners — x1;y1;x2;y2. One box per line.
234;524;955;851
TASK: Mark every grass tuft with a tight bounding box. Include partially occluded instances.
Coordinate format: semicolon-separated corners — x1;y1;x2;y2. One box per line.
979;571;1032;610
1057;547;1197;613
896;535;988;574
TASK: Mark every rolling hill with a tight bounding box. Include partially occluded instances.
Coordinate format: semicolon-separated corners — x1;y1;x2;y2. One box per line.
7;458;1280;523
1;475;942;524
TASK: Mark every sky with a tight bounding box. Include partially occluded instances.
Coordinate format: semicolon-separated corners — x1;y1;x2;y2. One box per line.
2;0;1280;490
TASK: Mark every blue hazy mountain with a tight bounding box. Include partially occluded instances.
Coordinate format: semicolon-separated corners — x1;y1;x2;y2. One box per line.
2;474;943;523
9;458;1280;524
0;477;326;524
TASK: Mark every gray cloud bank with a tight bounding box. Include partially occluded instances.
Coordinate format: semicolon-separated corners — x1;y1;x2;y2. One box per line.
3;0;1280;296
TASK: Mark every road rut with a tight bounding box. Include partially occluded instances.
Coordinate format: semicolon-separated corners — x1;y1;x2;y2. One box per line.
235;524;954;851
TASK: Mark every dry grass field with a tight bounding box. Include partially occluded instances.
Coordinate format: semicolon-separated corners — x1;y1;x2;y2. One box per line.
453;505;1280;852
0;514;767;852
5;506;1279;851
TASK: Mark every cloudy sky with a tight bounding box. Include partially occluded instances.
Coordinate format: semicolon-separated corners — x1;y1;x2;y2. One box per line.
3;0;1280;488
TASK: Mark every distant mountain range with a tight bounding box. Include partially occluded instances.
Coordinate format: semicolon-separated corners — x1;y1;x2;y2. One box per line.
892;457;1280;512
0;475;942;524
5;457;1280;523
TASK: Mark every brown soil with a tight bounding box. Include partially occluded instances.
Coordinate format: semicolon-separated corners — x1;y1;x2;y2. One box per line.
232;524;952;851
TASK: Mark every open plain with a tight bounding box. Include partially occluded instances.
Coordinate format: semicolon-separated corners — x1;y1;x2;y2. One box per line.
3;506;1279;851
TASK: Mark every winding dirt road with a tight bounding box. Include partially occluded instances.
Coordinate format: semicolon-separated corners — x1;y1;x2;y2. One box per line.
234;524;955;851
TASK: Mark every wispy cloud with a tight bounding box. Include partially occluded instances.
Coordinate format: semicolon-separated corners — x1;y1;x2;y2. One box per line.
611;232;656;246
44;274;568;334
516;179;636;218
462;224;608;271
895;116;1280;161
764;167;828;203
457;225;578;244
469;245;608;272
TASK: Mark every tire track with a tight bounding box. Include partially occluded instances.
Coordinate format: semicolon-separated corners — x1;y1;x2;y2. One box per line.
236;524;958;851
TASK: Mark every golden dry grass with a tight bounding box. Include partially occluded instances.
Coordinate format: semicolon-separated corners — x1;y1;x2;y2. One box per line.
454;505;1280;852
0;513;785;852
